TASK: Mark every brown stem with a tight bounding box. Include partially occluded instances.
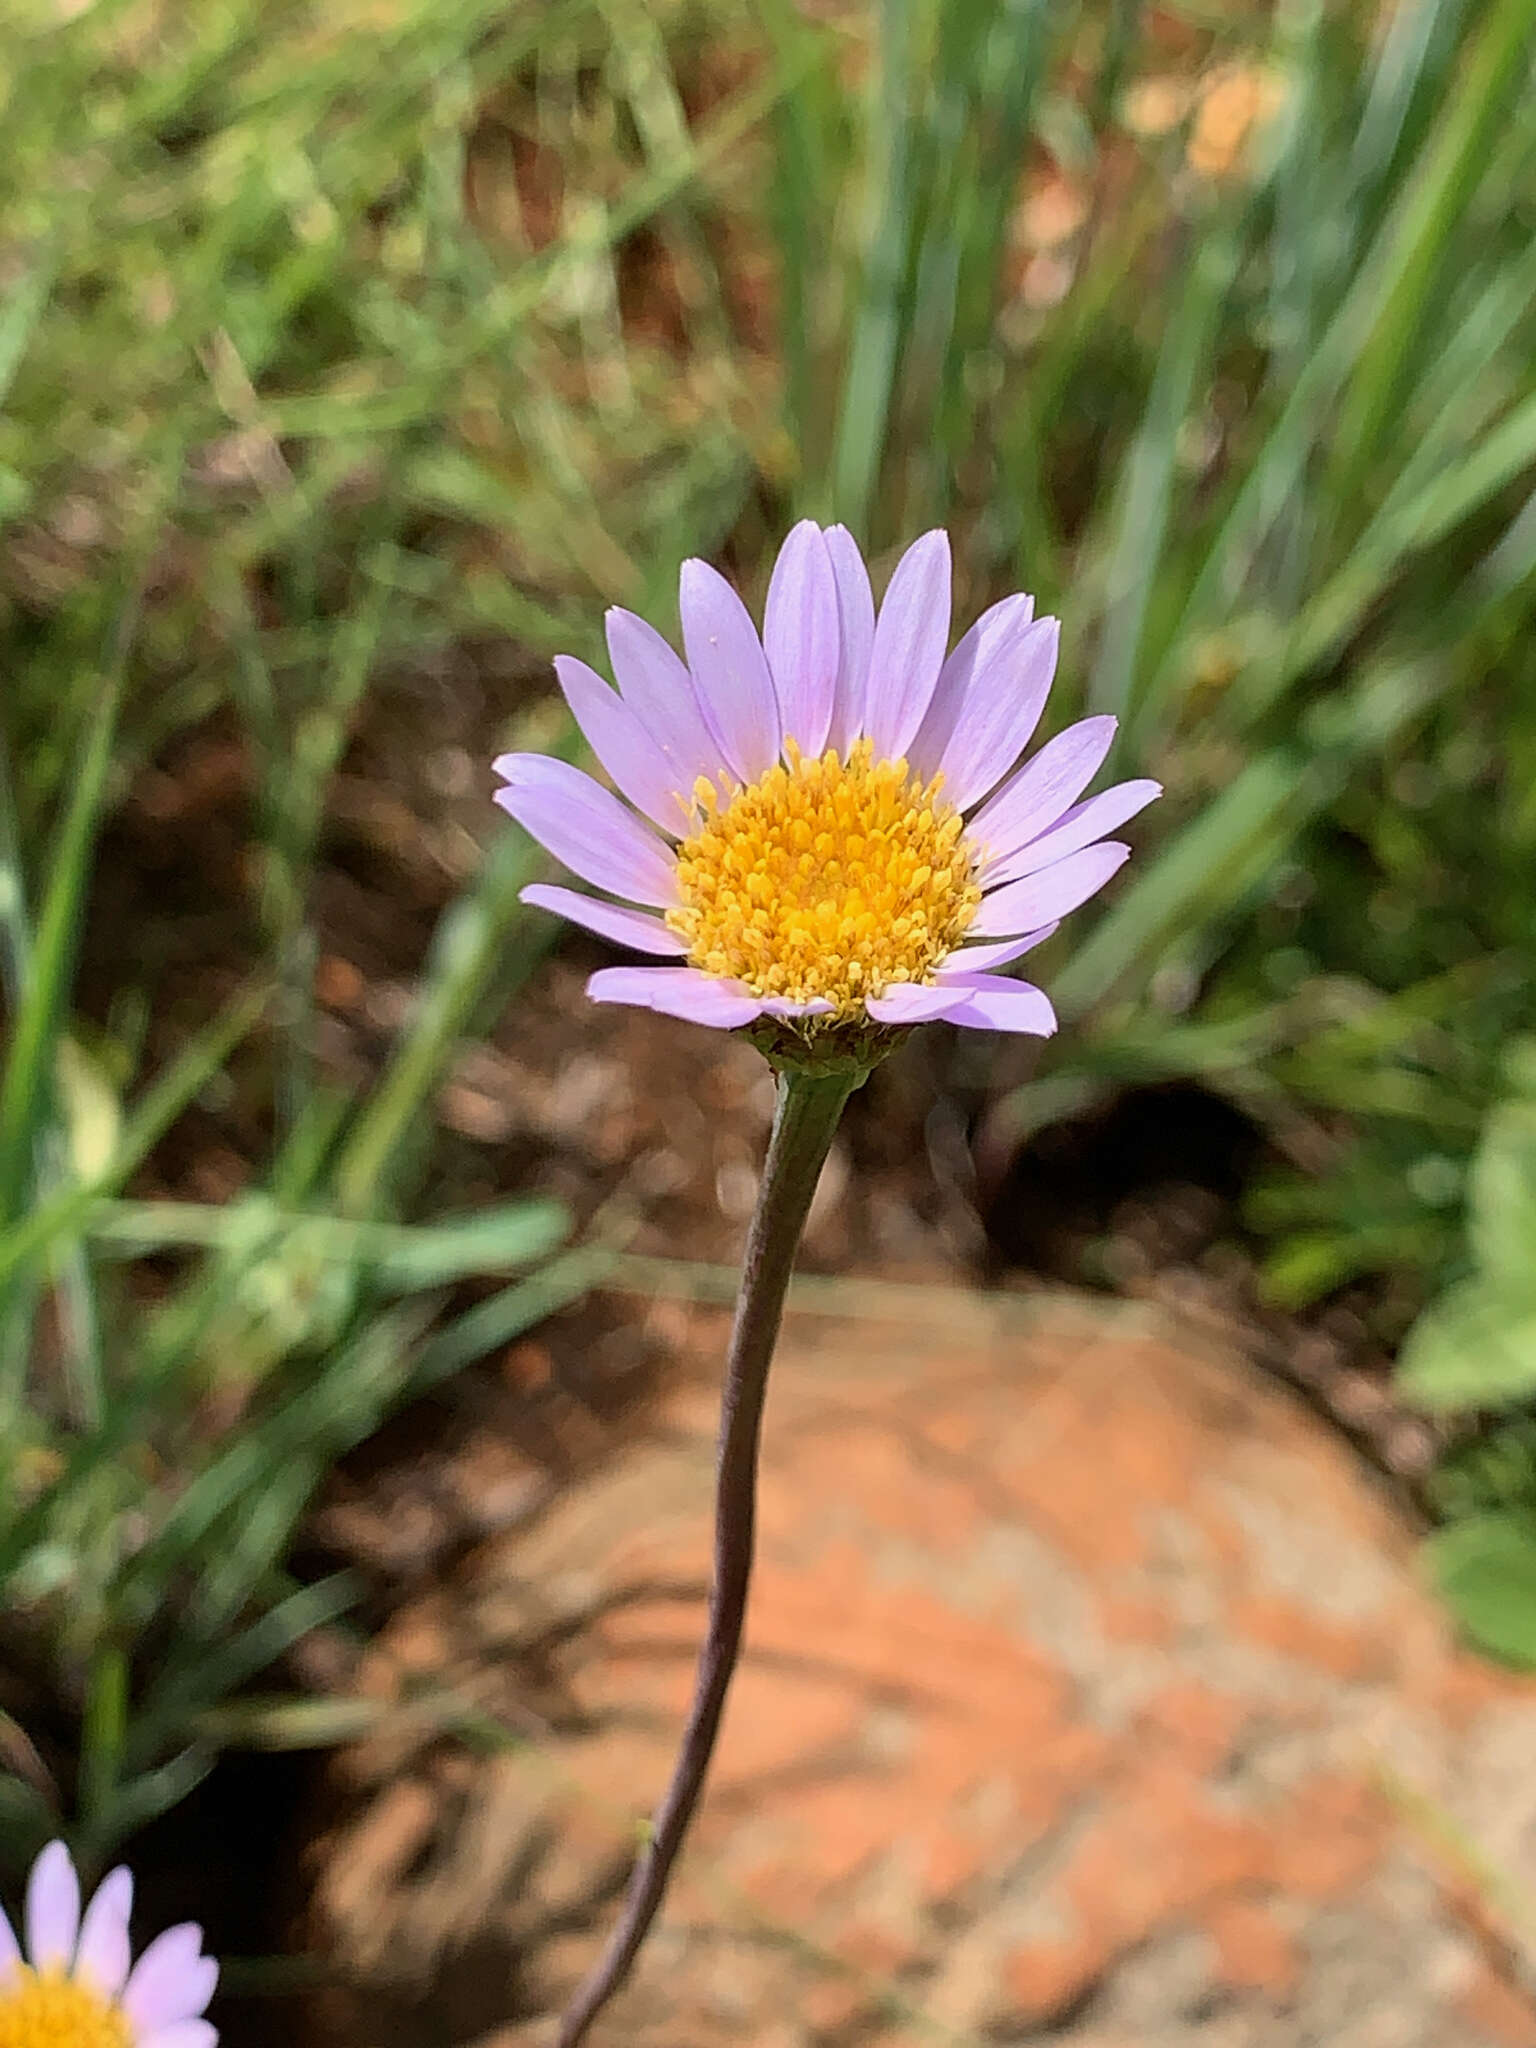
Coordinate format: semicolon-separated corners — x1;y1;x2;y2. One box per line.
555;1062;858;2048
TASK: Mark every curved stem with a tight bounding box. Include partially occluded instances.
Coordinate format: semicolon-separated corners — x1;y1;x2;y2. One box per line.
555;1062;858;2048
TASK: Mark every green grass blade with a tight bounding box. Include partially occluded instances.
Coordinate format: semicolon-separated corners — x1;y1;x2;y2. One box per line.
0;642;129;1227
80;1746;216;1871
90;1198;570;1285
1088;216;1239;735
404;1247;603;1393
130;1571;361;1768
1244;386;1536;718
0;985;269;1307
79;1646;129;1838
829;0;919;535
1324;0;1535;497
0;249;55;419
1051;750;1315;1020
332;788;566;1219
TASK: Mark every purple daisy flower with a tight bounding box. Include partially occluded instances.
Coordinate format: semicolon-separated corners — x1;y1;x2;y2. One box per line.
0;1840;218;2048
495;523;1158;1039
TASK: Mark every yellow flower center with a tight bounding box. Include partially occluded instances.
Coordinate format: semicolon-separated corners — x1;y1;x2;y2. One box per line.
668;740;981;1013
0;1967;133;2048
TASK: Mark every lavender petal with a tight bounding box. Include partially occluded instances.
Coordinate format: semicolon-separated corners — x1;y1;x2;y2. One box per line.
0;1901;21;1978
864;529;952;762
764;521;839;759
908;593;1034;782
934;615;1060;811
139;2025;220;2048
520;884;687;956
555;655;692;834
679;559;781;782
587;965;765;1028
985;778;1162;887
972;840;1129;936
606;605;725;797
933;974;1058;1036
864;982;970;1025
936;922;1060;975
823;524;875;755
759;995;835;1017
74;1868;134;1999
25;1842;79;1971
123;1927;217;2029
970;715;1117;867
493;754;678;906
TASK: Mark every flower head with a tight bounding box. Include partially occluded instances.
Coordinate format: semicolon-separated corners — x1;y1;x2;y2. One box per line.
496;524;1158;1048
0;1842;217;2048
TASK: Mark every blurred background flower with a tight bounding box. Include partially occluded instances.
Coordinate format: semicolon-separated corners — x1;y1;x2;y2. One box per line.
0;1839;217;2048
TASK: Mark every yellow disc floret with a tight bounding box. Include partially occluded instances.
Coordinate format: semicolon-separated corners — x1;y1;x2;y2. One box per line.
668;739;981;1014
0;1967;133;2048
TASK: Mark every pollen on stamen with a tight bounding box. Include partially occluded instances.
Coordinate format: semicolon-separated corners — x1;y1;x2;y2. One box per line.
667;739;982;1013
0;1968;133;2048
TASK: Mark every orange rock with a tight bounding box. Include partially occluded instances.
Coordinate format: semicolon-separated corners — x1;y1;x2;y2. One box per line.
303;1301;1536;2047
1229;1591;1385;1681
1462;1966;1536;2048
1205;1894;1300;1995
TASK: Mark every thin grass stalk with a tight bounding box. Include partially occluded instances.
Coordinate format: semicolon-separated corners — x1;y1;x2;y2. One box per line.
830;0;918;534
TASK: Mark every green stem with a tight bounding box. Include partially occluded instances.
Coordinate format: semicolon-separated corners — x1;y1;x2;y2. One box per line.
555;1062;858;2048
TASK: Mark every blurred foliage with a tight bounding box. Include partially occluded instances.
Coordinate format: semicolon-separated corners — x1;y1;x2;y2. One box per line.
3;0;1536;1853
1398;1039;1536;1416
1397;1041;1536;1665
0;657;580;1868
768;0;1536;1327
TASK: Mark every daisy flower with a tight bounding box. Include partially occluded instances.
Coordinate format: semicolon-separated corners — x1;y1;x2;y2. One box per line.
495;525;1157;1045
0;1841;217;2048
